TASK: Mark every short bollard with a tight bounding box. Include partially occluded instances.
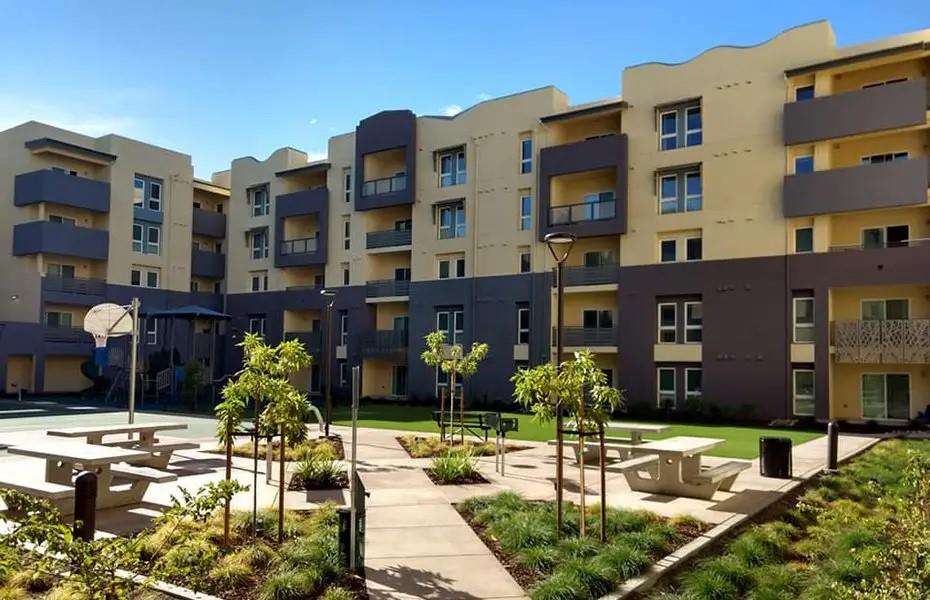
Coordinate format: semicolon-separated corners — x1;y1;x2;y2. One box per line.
74;471;98;541
825;421;839;473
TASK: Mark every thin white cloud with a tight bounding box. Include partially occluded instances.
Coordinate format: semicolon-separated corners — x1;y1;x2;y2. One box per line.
309;118;318;125
476;92;492;102
0;94;143;138
442;104;463;116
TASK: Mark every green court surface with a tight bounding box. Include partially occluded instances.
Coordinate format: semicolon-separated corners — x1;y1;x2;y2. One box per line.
331;403;822;459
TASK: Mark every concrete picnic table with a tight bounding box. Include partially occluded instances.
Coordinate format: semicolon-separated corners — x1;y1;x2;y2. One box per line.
557;421;670;463
605;421;670;444
616;436;750;500
5;441;176;513
46;422;195;468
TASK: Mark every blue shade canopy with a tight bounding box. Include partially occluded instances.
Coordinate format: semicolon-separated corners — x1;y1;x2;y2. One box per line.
140;305;231;320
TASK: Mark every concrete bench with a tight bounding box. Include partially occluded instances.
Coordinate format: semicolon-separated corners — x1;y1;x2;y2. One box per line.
548;439;639;463
0;478;75;501
691;460;751;490
607;454;659;474
101;440;199;468
110;464;178;484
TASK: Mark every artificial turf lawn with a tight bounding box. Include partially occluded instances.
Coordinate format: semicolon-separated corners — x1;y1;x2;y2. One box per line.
331;403;821;459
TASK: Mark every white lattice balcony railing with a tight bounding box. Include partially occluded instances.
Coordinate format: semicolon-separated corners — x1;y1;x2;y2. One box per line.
833;319;930;364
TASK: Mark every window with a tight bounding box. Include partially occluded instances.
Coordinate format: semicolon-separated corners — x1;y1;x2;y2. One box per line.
250;271;269;292
339;312;348;346
862;78;908;89
584;250;616;267
134;176;163;211
308;364;321;394
132;223;143;252
862;225;909;249
658;102;702;151
517;306;530;344
395;218;412;231
45;311;73;328
685;237;702;261
519;194;532;230
394;267;411;281
582;309;613;329
52;166;78;176
343;218;351;250
248;315;266;337
519;249;531;274
658;170;701;214
392;366;407;396
130;269;141;286
795;85;815;101
393;316;409;332
660;239;677;263
49;214;77;226
251;230;268;259
338;360;349;386
133;178;145;207
439;149;466;187
520;136;532;174
795;227;814;253
658;303;677;343
793;369;814;416
657;368;676;408
438;203;465;239
438;257;465;279
47;263;75;279
214;282;222;294
436;308;464;346
684;302;702;343
191;281;199;292
344;169;352;203
862;299;909;321
862;373;910;420
794;155;814;174
793;297;814;343
145;319;158;345
685;368;702;400
148;181;161;211
861;152;909;165
342;263;350;286
146;271;159;288
250;186;269;217
146;224;160;255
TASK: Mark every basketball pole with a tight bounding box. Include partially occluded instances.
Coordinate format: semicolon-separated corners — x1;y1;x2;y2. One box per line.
128;297;140;425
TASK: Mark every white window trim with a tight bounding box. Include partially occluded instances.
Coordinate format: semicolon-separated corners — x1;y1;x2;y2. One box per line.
520;194;532;230
658;174;678;214
860;298;911;321
860;151;909;165
438;150;466;187
793;297;814;344
659;238;677;263
248;317;266;338
685;236;703;262
684;301;702;344
684;171;702;212
793;369;815;416
657;303;677;344
145;270;159;289
684;106;702;146
861;78;908;89
146;224;161;255
145;319;158;346
130;269;141;287
517;307;530;345
148;180;162;211
344;170;352;203
343;218;351;250
520;137;533;173
519;251;531;273
250;187;269;217
861;372;911;421
657;367;676;408
132;223;143;253
133;177;145;207
339;313;348;346
659;110;677;150
860;224;910;249
251;230;268;259
436;309;464;346
794;155;814;174
684;367;702;399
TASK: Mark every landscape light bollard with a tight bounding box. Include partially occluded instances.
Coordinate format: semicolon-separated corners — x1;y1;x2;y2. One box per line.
73;471;97;541
321;289;337;439
826;421;839;473
349;366;360;571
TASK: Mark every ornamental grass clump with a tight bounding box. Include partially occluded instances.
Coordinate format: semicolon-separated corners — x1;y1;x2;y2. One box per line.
428;449;483;484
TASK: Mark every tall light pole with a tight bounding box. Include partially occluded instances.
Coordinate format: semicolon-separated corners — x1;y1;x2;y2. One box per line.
321;289;337;437
544;231;576;535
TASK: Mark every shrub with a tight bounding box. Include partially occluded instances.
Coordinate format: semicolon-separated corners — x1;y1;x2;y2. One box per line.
260;568;317;600
529;568;584;600
155;537;218;590
208;551;254;590
488;514;557;553
231;507;308;540
516;546;560;574
594;543;651;580
290;455;347;490
320;587;357;600
428;450;481;485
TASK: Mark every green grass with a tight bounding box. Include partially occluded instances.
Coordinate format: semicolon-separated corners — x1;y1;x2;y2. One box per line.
331;403;821;459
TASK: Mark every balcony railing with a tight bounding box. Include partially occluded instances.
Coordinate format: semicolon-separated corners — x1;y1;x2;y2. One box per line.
549;199;616;226
42;275;106;296
553;326;618;347
44;326;90;343
191;248;226;279
834;319;930;364
285;284;323;292
13;221;109;261
279;236;318;256
361;174;407;197
362;329;409;356
557;264;618;287
284;330;323;352
366;228;412;249
366;279;410;298
828;238;930;253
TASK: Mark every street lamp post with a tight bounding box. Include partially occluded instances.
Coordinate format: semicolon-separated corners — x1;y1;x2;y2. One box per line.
321;289;337;437
544;232;576;535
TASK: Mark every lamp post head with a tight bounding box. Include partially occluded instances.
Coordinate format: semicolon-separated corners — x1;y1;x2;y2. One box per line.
320;288;336;307
544;232;577;264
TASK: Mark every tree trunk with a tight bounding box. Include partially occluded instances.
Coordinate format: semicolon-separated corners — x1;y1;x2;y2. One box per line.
599;424;607;544
223;422;232;546
252;400;260;538
578;401;586;538
278;425;286;544
439;386;446;442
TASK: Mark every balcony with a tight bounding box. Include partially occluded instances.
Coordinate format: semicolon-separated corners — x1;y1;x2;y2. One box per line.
284;330;323;353
366;228;412;250
539;134;628;239
14;169;110;213
276;236;325;267
355;110;417;211
784;78;929;145
550;199;616;227
366;279;410;299
829;238;930;253
362;329;409;357
42;276;106;306
556;264;618;287
13;221;108;260
275;188;328;267
191;248;225;279
554;327;618;348
834;319;930;364
362;174;407;198
43;326;93;355
192;207;226;238
783;157;930;217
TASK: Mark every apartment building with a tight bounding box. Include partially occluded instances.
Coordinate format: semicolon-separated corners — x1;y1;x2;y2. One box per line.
0;121;229;394
2;20;929;425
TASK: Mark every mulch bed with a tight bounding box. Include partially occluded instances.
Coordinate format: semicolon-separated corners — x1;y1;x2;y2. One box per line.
423;469;491;486
396;435;530;459
288;471;349;491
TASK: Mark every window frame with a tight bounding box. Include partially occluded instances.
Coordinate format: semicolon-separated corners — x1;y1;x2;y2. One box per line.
248;316;266;338
517;307;530;345
659;174;678;214
339;312;348;346
685;367;703;400
148;180;162;212
145;270;159;289
684;301;702;343
795;227;814;253
438;203;465;240
519;194;532;230
657;367;677;408
793;297;815;343
684;106;702;146
657;303;677;344
519;250;531;273
132;223;143;253
861;372;910;420
685;236;703;261
860;151;909;165
146;224;160;255
130;269;141;287
660;239;677;263
795;85;815;101
133;177;145;208
343;218;351;250
794;155;814;174
861;298;910;321
659;110;678;151
438;149;466;187
792;369;815;416
251;229;268;259
145;318;158;346
250;186;269;217
520;136;533;174
344;169;352;203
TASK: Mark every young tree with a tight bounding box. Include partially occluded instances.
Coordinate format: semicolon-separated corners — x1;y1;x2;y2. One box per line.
216;333;312;544
512;350;622;538
421;330;489;444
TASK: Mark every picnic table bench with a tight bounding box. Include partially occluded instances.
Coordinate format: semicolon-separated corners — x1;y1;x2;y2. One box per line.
550;422;670;463
432;411;496;441
47;422;196;468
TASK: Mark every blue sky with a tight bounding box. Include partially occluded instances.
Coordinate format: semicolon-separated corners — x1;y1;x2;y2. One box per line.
1;1;924;177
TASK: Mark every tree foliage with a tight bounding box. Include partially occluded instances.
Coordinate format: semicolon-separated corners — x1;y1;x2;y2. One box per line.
420;329;489;382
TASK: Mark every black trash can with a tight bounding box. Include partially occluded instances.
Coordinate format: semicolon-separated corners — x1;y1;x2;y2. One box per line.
759;437;792;479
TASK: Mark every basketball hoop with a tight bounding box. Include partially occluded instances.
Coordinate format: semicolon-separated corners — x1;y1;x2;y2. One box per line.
92;333;109;349
84;302;134;344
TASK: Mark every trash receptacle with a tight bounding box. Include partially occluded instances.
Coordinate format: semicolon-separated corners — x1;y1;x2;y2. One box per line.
759;437;792;479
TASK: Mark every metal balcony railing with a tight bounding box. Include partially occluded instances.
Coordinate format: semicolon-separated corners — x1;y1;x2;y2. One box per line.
556;264;618;287
279;236;318;256
552;326;618;347
366;228;412;249
362;329;409;356
366;279;410;298
549;199;616;226
361;174;407;197
44;326;90;343
42;275;107;296
834;319;930;364
284;330;323;352
828;238;930;252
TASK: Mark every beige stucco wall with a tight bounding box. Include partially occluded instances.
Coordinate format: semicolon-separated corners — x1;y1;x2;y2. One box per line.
43;356;92;393
831;362;928;420
5;355;34;393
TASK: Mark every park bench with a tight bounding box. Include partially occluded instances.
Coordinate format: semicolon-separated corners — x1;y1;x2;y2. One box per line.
0;478;75;515
432;410;494;441
691;460;752;490
607;454;660;474
101;439;200;468
547;439;640;463
110;463;178;484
